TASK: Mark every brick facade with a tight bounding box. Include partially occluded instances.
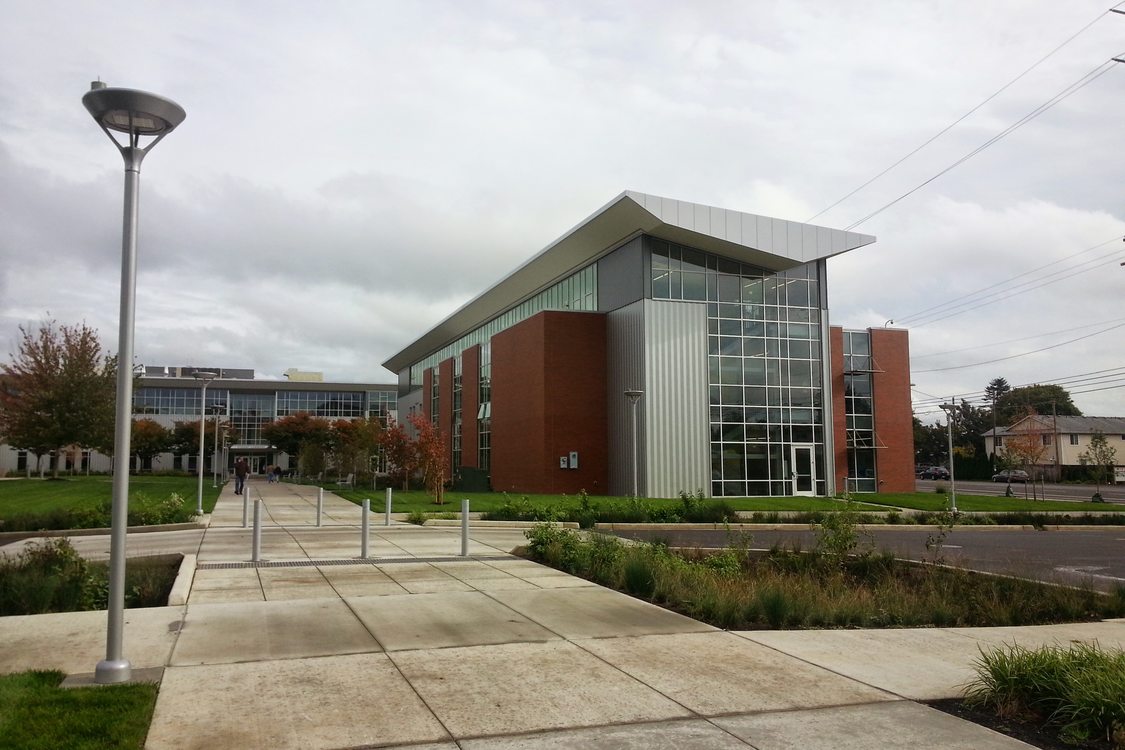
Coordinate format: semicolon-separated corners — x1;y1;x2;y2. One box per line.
491;311;608;494
870;328;915;492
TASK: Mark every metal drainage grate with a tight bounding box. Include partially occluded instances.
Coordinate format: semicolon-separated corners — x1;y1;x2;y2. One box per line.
197;555;513;570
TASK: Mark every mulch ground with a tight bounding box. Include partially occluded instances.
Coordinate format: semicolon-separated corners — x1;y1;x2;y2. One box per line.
927;699;1114;750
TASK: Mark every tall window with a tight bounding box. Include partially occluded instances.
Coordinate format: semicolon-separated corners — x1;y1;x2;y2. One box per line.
478;343;491;471
452;357;462;470
430;367;440;425
843;331;876;493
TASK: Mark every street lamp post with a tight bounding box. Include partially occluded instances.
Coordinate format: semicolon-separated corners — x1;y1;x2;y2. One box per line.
939;400;958;514
193;372;218;515
83;81;185;685
624;389;644;498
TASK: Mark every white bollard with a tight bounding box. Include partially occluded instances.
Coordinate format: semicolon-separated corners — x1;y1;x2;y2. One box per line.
360;498;371;558
461;498;469;557
242;488;249;528
316;487;324;527
384;487;392;526
252;498;263;562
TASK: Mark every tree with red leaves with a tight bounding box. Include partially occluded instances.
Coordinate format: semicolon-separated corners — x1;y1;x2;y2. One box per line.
381;418;417;491
408;412;448;505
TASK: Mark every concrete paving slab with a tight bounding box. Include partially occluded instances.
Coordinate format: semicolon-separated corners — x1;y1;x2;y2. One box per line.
737;628;987;700
188;586;265;604
528;575;599;589
458;718;753;749
0;606;184;675
950;620;1125;650
713;700;1034;749
391;640;693;738
463;577;541;592
330;581;412;597
189;567;261;590
379;561;461;582
172;599;379;665
488;586;716;639
395;578;476;594
146;654;449;750
578;632;894;715
433;560;518;580
347;591;559;651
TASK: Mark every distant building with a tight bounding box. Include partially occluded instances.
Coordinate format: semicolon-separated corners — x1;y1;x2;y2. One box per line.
0;367;396;476
983;415;1125;482
284;368;325;382
384;191;915;497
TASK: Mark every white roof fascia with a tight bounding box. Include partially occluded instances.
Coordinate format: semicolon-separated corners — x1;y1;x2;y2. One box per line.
382;191;875;374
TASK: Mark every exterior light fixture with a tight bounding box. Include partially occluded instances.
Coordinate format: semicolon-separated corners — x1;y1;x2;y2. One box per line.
83;81;185;685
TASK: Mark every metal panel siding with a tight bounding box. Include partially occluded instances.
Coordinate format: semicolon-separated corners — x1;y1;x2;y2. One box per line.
606;301;646;496
772;218;788;253
643;300;711;498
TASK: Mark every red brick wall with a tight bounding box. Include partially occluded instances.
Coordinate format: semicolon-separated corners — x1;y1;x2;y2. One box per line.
438;358;454;481
870;328;915;493
461;345;480;469
491;311;608;494
829;326;848;491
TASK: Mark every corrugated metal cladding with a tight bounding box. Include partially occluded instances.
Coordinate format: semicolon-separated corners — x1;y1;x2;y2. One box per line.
606;301;646;496
642;300;710;498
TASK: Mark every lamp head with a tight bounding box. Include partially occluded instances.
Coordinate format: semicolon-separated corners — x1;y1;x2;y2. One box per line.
83;84;185;136
193;371;218;382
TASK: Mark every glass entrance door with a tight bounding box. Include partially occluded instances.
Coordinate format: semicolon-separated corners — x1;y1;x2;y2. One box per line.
791;444;815;496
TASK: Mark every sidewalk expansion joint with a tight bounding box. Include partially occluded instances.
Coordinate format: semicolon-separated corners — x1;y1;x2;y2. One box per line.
196;555;513;569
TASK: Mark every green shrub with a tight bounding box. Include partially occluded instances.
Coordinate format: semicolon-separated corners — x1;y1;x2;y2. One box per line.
964;643;1125;747
0;538;92;615
406;509;429;525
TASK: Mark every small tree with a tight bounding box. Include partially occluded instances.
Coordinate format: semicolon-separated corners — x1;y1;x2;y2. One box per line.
381;418;417;490
1001;410;1050;500
131;418;171;472
330;417;383;482
261;412;331;477
408;412;448;505
1079;430;1117;500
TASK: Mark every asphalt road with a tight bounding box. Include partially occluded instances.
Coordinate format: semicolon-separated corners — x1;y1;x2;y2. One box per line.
609;526;1125;593
916;478;1125;503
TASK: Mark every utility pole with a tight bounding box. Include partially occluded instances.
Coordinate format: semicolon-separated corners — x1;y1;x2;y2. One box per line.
1052;400;1060;483
939;398;958;514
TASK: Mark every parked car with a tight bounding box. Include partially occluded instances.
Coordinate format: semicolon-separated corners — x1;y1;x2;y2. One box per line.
918;466;950;480
992;469;1029;483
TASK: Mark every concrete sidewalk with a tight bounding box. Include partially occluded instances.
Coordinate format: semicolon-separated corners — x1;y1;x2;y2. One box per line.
1;478;1122;749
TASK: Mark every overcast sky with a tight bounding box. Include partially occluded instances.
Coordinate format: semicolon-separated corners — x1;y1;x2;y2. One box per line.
1;1;1123;422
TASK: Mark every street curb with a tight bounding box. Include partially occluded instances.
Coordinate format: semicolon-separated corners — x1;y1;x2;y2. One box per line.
0;519;209;545
594;522;1124;532
168;553;196;606
424;519;580;529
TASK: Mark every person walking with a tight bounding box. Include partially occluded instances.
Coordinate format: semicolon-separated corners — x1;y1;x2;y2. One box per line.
234;456;249;495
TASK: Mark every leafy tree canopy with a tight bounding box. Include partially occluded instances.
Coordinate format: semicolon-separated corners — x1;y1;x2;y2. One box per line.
996;383;1080;426
0;319;117;476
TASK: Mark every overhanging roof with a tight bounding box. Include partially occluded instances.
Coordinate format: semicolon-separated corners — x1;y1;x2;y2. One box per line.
383;190;875;374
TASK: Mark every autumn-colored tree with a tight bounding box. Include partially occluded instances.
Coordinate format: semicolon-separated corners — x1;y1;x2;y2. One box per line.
381;418;417;490
409;412;448;505
169;418;230;456
262;412;332;476
0;319;117;477
131;418;171;471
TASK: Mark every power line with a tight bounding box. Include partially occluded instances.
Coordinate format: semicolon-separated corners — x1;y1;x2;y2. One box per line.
910;315;1125;359
895;235;1123;326
903;242;1125;328
805;6;1113;223
845;56;1122;231
911;366;1125;406
911;321;1125;374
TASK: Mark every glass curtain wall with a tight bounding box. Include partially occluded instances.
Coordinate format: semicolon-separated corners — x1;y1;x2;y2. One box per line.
650;237;825;497
231;393;275;446
843;330;877;493
478;342;491;471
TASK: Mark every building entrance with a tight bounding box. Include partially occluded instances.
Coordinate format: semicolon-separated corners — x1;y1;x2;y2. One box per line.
790;444;816;496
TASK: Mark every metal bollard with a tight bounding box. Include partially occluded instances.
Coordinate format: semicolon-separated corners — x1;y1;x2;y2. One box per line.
242;488;249;528
384;487;392;526
361;498;370;558
316;487;324;527
251;498;262;562
460;498;469;557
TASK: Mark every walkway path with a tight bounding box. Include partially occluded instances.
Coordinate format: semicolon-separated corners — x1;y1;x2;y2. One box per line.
1;478;1122;748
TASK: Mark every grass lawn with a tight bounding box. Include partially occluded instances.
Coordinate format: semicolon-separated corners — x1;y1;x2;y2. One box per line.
860;492;1125;514
0;475;223;518
0;670;157;750
322;486;886;514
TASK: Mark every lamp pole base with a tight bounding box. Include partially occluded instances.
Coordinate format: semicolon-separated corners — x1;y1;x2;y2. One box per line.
94;658;132;684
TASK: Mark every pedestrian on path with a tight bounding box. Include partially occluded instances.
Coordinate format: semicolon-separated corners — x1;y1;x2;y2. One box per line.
234;456;249;495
